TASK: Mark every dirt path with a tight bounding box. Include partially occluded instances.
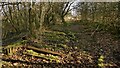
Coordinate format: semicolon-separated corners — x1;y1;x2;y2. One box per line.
56;22;120;64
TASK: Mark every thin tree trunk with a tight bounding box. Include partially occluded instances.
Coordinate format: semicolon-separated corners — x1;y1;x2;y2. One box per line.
38;3;49;43
61;15;65;23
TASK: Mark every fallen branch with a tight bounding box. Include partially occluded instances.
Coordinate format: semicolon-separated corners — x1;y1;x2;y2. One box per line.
25;45;65;57
24;53;50;61
91;25;100;37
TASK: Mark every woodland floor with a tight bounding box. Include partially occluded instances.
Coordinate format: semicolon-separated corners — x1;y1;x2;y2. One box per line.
1;21;120;68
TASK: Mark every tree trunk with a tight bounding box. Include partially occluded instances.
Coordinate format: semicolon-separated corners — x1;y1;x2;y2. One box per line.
118;2;120;21
38;3;49;43
61;15;66;23
81;2;88;21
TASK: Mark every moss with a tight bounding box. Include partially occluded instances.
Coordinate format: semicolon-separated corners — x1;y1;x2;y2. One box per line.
24;49;60;63
98;55;105;68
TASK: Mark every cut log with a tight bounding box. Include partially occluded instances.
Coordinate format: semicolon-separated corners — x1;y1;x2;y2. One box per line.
25;45;65;57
